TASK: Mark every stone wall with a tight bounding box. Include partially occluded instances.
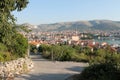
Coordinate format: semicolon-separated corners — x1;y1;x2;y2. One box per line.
0;58;33;80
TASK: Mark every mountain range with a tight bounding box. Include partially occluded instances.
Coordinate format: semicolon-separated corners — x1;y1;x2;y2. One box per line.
23;20;120;32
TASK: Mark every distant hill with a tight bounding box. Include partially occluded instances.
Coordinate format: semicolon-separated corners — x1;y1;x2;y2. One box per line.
24;20;120;32
21;23;38;29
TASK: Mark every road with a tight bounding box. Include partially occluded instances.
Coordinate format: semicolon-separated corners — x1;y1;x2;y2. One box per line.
15;55;87;80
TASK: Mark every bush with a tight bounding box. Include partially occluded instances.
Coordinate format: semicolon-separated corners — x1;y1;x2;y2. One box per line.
79;63;120;80
0;43;18;62
89;53;120;65
8;33;28;57
0;32;28;59
42;51;51;58
78;53;120;80
39;44;51;58
75;53;89;62
39;44;120;63
0;33;28;61
0;53;4;62
0;43;8;52
60;45;76;61
30;44;40;54
0;51;17;62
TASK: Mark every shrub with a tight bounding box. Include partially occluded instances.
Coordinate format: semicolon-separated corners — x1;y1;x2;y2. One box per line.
75;53;89;62
0;43;16;62
0;43;8;52
42;51;51;58
8;33;28;57
0;51;17;62
79;52;120;80
39;44;120;63
60;45;76;61
0;53;4;62
79;63;120;80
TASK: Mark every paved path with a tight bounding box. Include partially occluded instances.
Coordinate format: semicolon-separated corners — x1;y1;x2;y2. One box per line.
15;55;88;80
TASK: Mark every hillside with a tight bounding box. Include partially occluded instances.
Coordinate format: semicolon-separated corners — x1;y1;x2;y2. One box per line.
24;20;120;31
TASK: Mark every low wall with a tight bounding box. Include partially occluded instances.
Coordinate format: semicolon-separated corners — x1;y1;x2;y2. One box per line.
0;58;33;79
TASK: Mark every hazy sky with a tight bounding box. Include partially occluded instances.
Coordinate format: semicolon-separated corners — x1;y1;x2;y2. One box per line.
13;0;120;25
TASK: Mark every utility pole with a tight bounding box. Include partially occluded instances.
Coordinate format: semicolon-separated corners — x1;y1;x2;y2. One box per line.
27;35;30;58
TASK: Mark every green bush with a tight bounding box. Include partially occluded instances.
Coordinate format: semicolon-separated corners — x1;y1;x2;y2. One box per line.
8;33;28;57
39;44;120;63
0;51;17;62
79;63;120;80
30;44;36;53
39;44;51;58
0;0;28;61
0;42;18;62
78;53;120;80
60;45;76;61
0;43;8;52
89;52;120;65
42;51;51;58
0;53;4;62
75;53;89;62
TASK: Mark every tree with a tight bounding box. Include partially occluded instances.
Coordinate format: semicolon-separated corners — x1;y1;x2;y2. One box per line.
0;0;29;23
0;0;29;58
0;0;29;39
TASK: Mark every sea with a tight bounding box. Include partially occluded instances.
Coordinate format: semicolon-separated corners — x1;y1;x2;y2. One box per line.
94;37;120;46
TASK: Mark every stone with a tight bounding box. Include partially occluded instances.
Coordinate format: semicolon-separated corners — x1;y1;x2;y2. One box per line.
0;58;34;79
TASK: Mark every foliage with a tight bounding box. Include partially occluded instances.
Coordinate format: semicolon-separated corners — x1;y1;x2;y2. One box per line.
0;0;29;61
0;43;8;52
39;44;120;80
39;44;88;61
9;33;28;57
74;47;120;80
39;44;78;61
39;44;120;63
0;43;17;62
0;51;17;62
79;63;120;80
0;0;29;22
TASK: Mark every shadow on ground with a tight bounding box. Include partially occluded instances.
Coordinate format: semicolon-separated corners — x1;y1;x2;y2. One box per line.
66;66;85;73
15;54;87;80
16;73;73;80
15;66;85;80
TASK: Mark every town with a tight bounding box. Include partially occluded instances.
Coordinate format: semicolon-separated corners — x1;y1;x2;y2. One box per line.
20;29;120;53
1;0;120;80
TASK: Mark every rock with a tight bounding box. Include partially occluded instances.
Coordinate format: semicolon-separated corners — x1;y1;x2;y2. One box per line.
0;58;34;79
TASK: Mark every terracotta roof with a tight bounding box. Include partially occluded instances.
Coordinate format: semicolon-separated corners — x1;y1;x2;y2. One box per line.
29;41;40;46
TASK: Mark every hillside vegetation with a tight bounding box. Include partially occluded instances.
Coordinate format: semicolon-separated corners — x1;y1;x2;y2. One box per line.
36;20;120;31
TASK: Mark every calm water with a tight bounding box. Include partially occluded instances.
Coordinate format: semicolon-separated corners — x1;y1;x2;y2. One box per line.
94;37;120;46
95;39;120;45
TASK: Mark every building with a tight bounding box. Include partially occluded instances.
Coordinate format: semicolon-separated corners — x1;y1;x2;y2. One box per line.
71;36;79;41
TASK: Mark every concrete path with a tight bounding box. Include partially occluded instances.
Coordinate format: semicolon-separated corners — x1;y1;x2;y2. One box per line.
15;55;87;80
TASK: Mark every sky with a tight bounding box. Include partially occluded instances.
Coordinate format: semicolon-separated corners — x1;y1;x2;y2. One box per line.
13;0;120;25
